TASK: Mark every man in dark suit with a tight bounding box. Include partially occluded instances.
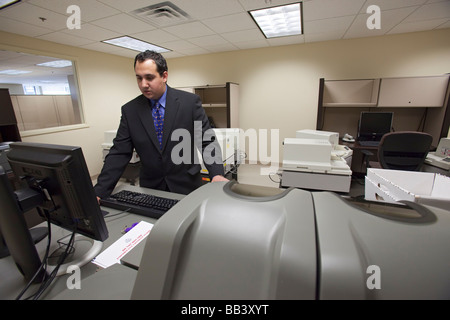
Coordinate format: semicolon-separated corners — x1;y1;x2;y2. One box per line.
94;50;227;199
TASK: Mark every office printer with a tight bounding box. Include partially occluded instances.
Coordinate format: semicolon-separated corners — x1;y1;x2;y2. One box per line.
197;128;241;178
281;129;353;192
425;137;450;170
102;130;140;163
130;181;450;299
0;142;13;172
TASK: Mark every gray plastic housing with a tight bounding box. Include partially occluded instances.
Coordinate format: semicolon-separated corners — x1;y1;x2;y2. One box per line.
131;181;450;300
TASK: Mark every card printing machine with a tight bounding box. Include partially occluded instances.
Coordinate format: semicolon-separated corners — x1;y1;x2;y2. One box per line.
281;130;353;192
55;181;450;300
130;181;450;299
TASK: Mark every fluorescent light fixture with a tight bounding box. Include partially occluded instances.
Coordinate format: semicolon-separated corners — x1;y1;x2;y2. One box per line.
0;69;32;75
0;0;20;10
249;2;303;39
102;36;170;53
37;60;73;68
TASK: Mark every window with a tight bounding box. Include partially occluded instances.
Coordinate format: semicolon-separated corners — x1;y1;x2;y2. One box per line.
0;50;83;133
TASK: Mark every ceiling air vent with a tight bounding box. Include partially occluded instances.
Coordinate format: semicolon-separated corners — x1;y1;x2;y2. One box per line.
130;1;192;27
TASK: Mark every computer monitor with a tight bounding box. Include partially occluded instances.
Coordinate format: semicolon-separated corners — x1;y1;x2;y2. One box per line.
0;142;108;283
358;112;393;141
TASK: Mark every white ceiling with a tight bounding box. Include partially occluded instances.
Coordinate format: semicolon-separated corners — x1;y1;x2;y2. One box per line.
0;0;449;85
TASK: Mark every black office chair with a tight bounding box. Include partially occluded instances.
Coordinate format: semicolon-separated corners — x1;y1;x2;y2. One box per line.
362;131;433;171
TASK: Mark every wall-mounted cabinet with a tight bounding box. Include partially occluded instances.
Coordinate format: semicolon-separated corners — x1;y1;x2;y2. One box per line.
377;75;449;108
176;82;239;128
319;75;449;109
317;75;450;148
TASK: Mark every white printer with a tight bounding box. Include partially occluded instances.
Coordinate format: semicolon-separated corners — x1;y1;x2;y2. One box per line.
281;129;353;192
102;130;140;163
425;137;450;170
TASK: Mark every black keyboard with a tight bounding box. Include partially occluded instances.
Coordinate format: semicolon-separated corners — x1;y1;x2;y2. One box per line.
358;140;380;147
100;190;180;219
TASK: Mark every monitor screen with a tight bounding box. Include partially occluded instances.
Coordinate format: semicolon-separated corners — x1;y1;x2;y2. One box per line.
358;112;393;140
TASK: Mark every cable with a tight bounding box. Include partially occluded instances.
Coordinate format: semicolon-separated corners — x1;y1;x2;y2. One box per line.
268;171;282;184
32;229;76;300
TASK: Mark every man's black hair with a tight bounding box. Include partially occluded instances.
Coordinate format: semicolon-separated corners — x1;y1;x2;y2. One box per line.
134;50;168;76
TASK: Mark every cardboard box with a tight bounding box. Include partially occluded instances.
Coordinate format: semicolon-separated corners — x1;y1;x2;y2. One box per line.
365;168;450;211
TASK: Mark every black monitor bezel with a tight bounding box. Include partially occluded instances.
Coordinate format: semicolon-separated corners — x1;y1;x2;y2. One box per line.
6;142;108;241
358;111;394;140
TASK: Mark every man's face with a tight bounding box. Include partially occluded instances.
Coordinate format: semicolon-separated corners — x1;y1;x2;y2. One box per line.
135;59;168;100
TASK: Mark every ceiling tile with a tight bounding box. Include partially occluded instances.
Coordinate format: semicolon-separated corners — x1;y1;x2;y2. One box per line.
304;15;354;35
27;0;121;22
202;12;256;33
61;23;122;41
37;31;95;47
221;28;266;42
163;21;215;39
233;39;270;50
96;0;162;12
188;35;231;47
303;0;367;21
389;18;450;34
173;0;243;19
132;29;180;44
0;2;68;31
404;1;450;22
90;13;156;34
344;7;419;39
0;16;53;38
238;0;302;11
358;0;427;13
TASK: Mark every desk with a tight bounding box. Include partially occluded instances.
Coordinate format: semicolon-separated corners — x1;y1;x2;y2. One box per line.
0;184;184;300
341;140;450;177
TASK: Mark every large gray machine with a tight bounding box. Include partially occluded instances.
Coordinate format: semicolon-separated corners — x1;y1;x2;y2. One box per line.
131;181;450;300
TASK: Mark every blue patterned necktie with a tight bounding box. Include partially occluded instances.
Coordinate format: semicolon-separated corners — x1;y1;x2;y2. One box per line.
152;102;164;149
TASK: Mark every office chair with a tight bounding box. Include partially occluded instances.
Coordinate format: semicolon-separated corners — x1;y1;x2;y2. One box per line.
362;131;433;171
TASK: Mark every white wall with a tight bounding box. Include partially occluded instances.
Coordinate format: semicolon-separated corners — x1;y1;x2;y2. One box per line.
166;28;450;163
1;28;450;175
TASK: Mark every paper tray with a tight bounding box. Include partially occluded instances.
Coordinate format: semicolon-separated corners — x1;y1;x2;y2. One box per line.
365;168;450;211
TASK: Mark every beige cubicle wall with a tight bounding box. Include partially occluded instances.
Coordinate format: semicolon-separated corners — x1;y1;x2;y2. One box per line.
10;95;79;131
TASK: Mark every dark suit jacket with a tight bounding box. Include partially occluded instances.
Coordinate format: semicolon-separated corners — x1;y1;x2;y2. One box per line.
94;86;224;198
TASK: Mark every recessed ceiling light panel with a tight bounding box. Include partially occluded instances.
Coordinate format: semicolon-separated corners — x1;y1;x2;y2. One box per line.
0;0;21;10
102;36;170;53
37;60;73;68
0;69;32;75
249;2;303;39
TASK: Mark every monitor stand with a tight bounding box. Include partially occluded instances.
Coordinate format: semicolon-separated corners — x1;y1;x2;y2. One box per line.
46;234;103;277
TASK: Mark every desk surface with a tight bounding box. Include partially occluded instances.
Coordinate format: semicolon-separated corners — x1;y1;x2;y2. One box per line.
0;184;184;300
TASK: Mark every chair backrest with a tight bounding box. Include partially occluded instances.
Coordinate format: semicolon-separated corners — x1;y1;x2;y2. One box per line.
377;131;433;171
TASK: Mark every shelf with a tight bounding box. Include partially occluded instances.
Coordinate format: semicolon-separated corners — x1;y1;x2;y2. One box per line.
202;103;227;108
323;103;377;108
322;79;380;107
176;82;239;128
